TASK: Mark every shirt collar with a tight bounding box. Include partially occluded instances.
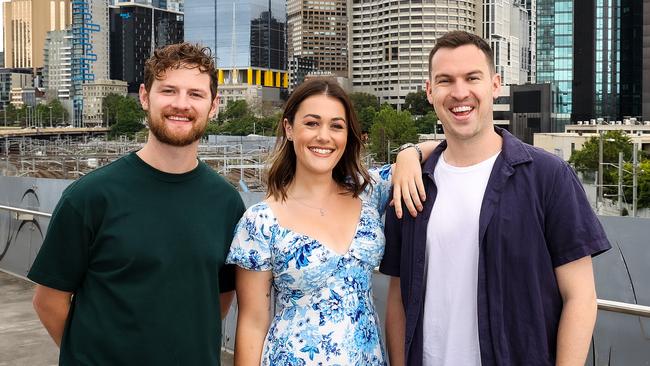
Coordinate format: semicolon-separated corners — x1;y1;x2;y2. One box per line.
423;126;533;176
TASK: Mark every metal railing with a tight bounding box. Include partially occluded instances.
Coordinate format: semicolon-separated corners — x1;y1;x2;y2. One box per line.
1;204;650;318
597;299;650;318
0;204;52;219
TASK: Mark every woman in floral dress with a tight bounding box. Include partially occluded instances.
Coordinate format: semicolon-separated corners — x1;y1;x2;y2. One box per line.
226;79;436;365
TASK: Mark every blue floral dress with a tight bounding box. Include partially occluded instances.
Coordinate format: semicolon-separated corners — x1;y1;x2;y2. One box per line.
226;166;392;366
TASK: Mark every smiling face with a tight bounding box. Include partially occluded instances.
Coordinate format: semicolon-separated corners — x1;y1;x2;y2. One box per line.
284;94;348;178
426;44;501;144
139;65;218;147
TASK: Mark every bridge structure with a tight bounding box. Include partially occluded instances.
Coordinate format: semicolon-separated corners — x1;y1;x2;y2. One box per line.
0;127;110;139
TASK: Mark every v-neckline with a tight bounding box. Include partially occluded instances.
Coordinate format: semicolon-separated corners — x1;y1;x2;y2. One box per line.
262;200;365;257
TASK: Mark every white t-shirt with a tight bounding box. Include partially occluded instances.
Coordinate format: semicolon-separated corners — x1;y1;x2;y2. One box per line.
422;151;500;366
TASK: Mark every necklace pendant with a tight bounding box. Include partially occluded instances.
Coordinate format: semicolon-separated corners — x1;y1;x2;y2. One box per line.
319;209;325;216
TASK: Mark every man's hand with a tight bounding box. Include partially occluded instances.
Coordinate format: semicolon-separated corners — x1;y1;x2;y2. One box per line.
392;146;426;218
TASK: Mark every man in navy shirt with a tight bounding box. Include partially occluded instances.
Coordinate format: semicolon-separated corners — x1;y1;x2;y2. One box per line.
381;31;611;366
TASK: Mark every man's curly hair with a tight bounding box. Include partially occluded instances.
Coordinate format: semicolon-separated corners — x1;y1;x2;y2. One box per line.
144;42;218;100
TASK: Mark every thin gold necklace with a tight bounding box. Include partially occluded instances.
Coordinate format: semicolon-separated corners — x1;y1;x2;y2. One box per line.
289;196;327;216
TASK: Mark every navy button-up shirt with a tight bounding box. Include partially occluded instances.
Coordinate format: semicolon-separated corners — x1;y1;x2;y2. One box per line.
380;127;611;366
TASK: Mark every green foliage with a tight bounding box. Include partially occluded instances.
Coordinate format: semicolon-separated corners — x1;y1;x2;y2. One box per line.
46;99;69;125
569;131;634;172
357;106;377;134
404;90;430;116
618;160;650;209
204;122;221;136
33;100;69;127
349;92;379;111
570;131;650;208
1;104;20;126
369;106;418;162
103;93;123;126
218;100;251;123
569;131;631;197
1;99;70;127
206;100;280;136
416;111;439;134
108;96;146;138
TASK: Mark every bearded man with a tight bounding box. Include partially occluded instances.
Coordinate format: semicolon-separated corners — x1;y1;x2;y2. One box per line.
28;43;245;365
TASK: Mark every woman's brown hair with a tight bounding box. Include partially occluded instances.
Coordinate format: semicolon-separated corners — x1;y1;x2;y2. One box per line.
266;78;371;201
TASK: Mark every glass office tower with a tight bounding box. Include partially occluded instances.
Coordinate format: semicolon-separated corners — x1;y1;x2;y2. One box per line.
536;0;572;130
572;0;642;122
594;0;621;119
185;0;287;89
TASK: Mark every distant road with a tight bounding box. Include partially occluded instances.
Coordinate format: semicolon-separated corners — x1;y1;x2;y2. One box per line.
0;127;110;138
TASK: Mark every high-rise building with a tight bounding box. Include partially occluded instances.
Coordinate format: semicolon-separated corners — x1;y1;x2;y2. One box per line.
536;0;572;129
72;0;110;126
350;0;482;109
44;29;73;100
287;0;348;87
166;0;183;12
0;68;33;108
185;0;288;108
110;0;183;12
3;0;72;69
483;0;534;85
110;2;183;93
82;79;127;126
573;0;644;122
524;0;536;84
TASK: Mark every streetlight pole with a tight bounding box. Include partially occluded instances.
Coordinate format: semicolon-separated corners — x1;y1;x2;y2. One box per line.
49;107;52;128
617;152;623;214
597;130;604;211
633;144;638;217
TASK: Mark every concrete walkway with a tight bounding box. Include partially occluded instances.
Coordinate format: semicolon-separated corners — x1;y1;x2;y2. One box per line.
0;271;233;365
0;271;57;366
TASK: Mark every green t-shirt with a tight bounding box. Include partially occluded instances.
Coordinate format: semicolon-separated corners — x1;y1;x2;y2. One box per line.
28;152;245;365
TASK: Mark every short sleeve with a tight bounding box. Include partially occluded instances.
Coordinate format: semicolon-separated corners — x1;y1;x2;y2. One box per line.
363;164;392;214
545;162;611;267
226;204;274;271
219;194;246;293
27;196;91;292
379;203;402;277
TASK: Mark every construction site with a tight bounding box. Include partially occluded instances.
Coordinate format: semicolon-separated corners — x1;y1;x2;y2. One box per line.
0;134;275;191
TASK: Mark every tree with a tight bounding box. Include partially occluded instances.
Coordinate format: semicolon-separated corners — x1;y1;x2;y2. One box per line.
404;90;430;116
416;111;439;134
218;100;251;124
46;99;69;125
3;104;19;126
620;160;650;208
255;112;280;136
570;131;634;173
369;106;418;162
32;100;69;127
349;92;379;112
570;130;650;208
103;93;124;127
357;106;377;134
109;96;146;138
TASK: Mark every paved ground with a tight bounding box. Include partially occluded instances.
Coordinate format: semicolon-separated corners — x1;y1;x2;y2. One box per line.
0;271;57;366
0;271;233;366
